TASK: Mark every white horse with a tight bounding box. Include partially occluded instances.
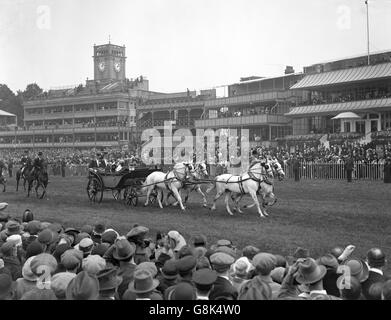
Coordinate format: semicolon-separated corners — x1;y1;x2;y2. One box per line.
170;162;209;208
230;158;285;214
206;161;273;218
142;162;193;211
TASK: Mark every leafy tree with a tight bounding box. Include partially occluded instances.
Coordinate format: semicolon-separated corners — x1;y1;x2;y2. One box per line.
0;84;23;126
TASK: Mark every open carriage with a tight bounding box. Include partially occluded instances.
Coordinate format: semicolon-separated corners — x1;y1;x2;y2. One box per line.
86;167;161;205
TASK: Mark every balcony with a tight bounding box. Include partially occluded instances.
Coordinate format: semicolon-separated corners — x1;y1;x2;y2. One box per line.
194;114;290;128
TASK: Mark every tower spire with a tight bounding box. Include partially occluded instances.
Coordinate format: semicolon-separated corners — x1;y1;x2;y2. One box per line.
109;35;111;44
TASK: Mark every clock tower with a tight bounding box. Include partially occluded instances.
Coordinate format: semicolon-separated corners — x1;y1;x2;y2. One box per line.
93;43;126;82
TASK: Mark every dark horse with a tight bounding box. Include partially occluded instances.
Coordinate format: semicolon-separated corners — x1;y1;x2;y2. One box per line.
27;167;48;198
16;166;31;192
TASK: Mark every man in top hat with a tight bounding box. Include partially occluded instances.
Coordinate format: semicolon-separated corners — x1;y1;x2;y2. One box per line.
209;252;237;300
31;151;47;180
96;267;122;300
88;153;99;169
362;248;387;299
294;258;341;300
344;155;354;183
193;268;217;300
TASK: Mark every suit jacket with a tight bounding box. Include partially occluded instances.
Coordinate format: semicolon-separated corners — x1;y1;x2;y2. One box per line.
362;270;385;299
209;276;238;300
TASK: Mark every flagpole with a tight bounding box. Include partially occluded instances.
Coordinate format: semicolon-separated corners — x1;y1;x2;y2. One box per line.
365;0;370;65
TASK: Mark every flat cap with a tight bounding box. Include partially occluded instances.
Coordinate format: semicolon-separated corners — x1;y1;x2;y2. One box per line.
176;255;197;274
61;251;81;270
252;253;276;275
0;241;15;256
161;259;178;280
82;255;106;275
51;272;77;299
25;220;41;235
210;252;235;269
135;261;158;278
216;239;232;247
79;238;94;252
242;246;260;259
215;246;237;259
192;268;217;286
30;253;58;276
127;225;149;238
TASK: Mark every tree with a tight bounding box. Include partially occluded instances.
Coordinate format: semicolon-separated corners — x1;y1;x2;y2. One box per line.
0;84;23;126
21;83;43;101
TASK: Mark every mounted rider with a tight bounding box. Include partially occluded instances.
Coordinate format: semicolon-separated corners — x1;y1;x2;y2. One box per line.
20;150;32;175
32;151;48;180
0;159;6;178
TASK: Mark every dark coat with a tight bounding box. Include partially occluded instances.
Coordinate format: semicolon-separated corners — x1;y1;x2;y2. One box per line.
88;160;99;169
2;256;22;281
156;276;177;295
362;271;385;299
384;162;391;183
345;159;354;171
209;276;238;300
117;262;136;299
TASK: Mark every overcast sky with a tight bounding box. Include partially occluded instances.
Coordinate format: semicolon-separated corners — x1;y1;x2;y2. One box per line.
1;0;391;94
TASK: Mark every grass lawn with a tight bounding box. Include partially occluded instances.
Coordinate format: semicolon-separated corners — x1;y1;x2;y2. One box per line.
1;175;391;264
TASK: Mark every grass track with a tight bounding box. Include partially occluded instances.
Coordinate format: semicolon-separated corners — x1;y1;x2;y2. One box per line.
1;175;391;263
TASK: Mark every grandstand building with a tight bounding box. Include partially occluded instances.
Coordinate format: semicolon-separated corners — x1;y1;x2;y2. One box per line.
285;51;391;145
0;43;150;151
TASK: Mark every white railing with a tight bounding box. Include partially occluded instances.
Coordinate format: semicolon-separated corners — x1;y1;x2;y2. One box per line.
282;161;385;180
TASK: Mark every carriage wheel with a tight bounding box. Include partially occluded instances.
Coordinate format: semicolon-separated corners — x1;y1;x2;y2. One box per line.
124;186;138;206
87;177;103;203
112;189;121;201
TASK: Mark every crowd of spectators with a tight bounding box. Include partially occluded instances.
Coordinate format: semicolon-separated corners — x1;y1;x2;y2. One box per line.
0;204;390;300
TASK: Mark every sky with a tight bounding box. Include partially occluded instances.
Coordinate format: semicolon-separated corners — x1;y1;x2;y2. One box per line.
1;0;391;94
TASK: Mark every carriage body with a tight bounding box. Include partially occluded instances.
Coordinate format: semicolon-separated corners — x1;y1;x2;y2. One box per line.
86;167;160;205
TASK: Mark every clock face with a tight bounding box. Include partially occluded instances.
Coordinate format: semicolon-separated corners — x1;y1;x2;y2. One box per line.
98;61;105;72
114;62;121;72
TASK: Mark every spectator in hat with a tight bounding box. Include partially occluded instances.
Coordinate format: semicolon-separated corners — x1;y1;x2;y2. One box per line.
50;272;76;300
230;258;251;293
317;254;340;297
164;255;197;299
22;221;41;250
5;220;23;237
80;225;93;236
125;269;161;300
77;238;94;258
127;225;150;264
74;232;90;246
92;242;110;258
209;252;237;300
61;250;82;273
66;271;99;300
192;234;207;248
0;273;14;300
30;253;58;281
367;282;384;300
14;256;38;300
196;256;211;270
362;248;386;299
91;222;106;244
156;259;178;295
136;262;158;278
37;229;58;253
96;267;122;300
25;241;44;259
82;255;106;275
101;229;119;246
0;241;22;280
7;234;26;265
21;287;57;300
242;246;260;261
22;209;34;224
193;268;217;300
63;228;79;247
294;258;341;300
167;230;186;258
112;239;137;299
168;282;195;300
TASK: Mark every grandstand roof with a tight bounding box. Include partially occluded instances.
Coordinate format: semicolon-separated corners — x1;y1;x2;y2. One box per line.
290;62;391;90
285;97;391;117
0;110;16;117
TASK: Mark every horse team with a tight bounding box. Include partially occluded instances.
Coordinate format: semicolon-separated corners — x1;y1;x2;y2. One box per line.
142;159;285;218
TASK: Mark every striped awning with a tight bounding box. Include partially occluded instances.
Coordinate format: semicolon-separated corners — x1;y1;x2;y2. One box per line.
285;97;391;117
290;62;391;89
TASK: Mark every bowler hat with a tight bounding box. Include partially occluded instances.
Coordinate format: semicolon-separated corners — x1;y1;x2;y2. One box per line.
128;269;159;294
367;248;386;268
66;271;99;300
113;239;136;261
96;267;122;291
295;258;327;285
